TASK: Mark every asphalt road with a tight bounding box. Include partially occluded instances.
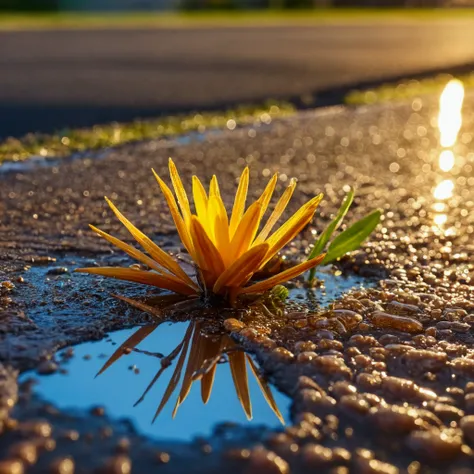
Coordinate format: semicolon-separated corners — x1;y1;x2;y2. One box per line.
2;20;474;138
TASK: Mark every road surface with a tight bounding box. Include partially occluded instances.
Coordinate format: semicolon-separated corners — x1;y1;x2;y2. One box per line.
2;20;474;137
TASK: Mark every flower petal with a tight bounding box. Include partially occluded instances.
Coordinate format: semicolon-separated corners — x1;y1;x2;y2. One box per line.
89;225;165;274
192;175;209;223
208;195;230;258
239;253;325;295
229;167;249;238
257;173;278;218
104;197;197;289
229;201;262;260
75;267;197;296
254;178;297;244
152;169;195;258
190;216;225;281
168;158;192;224
209;175;221;198
262;193;323;266
213;243;269;294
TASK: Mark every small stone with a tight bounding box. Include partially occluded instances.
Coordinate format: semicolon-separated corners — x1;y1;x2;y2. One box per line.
37;361;58;375
354;454;399;474
46;267;69;275
407;430;462;462
102;455;131;474
9;442;37;465
0;460;24;474
90;406;105;417
244;447;289;474
49;457;75;474
19;420;52;438
295;389;336;417
368;405;419;434
301;444;333;466
155;452;170;464
460;415;474;445
115;437;130;453
224;318;245;332
368;311;423;333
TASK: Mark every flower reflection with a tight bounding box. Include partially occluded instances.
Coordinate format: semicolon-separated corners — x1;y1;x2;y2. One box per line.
438;79;464;148
96;313;284;425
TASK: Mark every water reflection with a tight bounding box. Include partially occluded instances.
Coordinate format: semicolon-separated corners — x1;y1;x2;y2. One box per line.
25;319;289;441
432;80;464;231
96;320;284;425
438;149;455;173
438;79;464;148
433;179;454;200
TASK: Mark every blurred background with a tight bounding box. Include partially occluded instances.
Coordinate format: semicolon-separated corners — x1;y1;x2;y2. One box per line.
2;0;474;142
2;0;474;13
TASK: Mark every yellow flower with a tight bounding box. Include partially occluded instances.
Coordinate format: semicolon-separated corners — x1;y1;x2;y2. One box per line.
76;159;325;304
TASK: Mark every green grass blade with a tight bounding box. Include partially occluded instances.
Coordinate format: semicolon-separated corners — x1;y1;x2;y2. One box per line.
322;209;381;265
307;189;354;282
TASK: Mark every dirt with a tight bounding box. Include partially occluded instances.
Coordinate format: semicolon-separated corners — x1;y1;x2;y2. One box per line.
1;96;474;472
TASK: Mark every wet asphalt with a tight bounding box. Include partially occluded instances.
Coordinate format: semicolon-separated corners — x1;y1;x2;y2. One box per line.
2;20;474;137
1;88;474;471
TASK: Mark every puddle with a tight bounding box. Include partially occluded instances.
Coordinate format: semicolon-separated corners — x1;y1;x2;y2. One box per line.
290;266;376;308
0;131;209;176
21;321;290;442
0;150;109;175
20;255;376;443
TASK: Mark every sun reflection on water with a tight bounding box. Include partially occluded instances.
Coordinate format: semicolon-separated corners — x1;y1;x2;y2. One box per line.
432;79;464;232
438;149;455;172
433;179;454;200
438;79;464;148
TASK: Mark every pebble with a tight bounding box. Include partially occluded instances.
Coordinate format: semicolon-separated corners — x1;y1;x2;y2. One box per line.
8;441;38;466
46;267;69;275
37;361;58;375
49;457;75;474
243;447;289;474
460;415;474;445
368;311;423;333
0;460;24;474
407;430;462;462
102;455;131;474
368;405;420;434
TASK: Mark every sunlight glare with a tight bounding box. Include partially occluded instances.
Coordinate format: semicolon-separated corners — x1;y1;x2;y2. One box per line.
438;149;455;172
438;79;465;148
434;214;448;227
433;179;454;200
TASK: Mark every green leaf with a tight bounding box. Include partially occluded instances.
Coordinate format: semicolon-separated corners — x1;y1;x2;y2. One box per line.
308;189;354;261
307;189;354;282
322;209;381;265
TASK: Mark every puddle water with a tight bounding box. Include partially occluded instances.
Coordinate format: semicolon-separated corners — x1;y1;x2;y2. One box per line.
0;131;209;175
290;267;373;308
21;257;376;443
22;321;289;442
0;150;109;175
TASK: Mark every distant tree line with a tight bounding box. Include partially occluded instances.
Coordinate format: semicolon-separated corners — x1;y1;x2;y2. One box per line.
0;0;58;11
0;0;452;11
